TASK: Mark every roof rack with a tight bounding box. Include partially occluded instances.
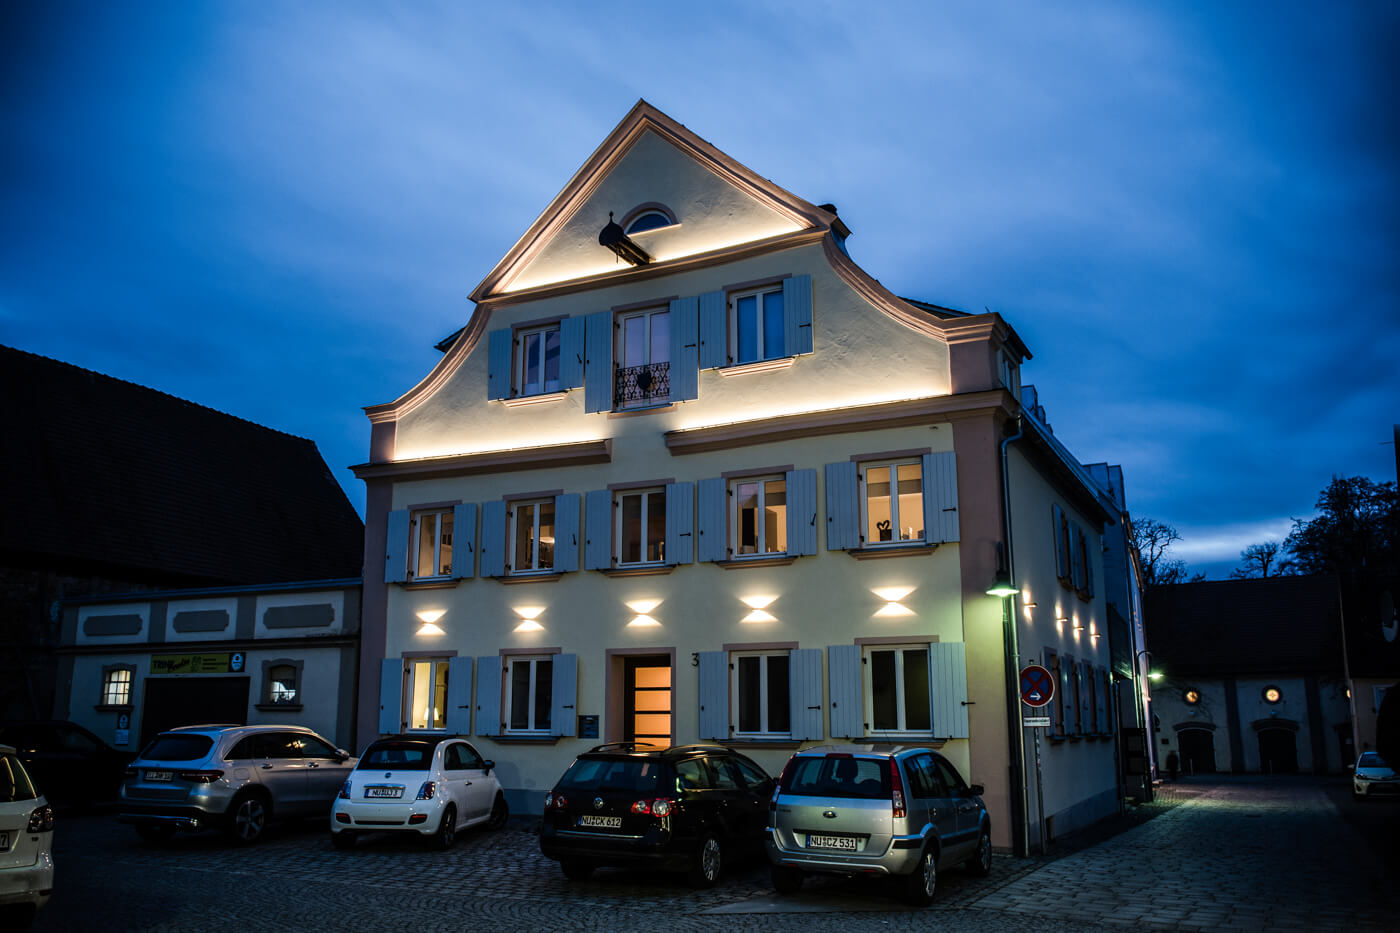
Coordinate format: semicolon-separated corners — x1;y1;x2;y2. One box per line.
587;741;666;753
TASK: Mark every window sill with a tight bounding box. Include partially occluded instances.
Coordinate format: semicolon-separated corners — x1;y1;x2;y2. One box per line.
499;572;563;585
721;738;804;749
847;544;937;561
94;704;133;713
401;578;459;590
599;564;675;578
608;402;676;418
255;703;304;712
485;735;566;745
716;356;796;378
717;556;795;569
863;734;946;747
502;391;569;408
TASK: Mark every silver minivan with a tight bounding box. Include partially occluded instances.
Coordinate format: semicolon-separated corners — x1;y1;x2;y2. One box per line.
766;745;991;906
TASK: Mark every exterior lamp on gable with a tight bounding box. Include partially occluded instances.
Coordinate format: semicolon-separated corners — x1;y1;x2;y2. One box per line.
599;212;652;266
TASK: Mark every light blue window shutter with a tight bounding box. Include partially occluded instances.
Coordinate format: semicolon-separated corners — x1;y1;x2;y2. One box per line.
1061;655;1076;734
921;451;959;544
446;657;473;735
1070;523;1084;589
451;503;477;579
552;493;580;572
584;488;612;570
782;274;813;356
696;477;727;562
487;327;513;400
583;310;613;413
559;316;586;389
697;651;728;740
789;648;823;740
698;290;728;369
1081;661;1093;732
480;501;507;577
550;654;578;737
785;468;817;556
384;509;410;583
929;642;969;739
1085;533;1095;596
379;658;404;734
665;482;694;565
827;644;863;738
668;296;699;402
475;657;501;737
824;461;860;550
1052;505;1067;579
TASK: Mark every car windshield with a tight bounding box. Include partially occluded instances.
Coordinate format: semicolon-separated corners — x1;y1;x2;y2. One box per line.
558;756;664;794
359;742;435;770
1358;752;1386;768
781;755;892;799
0;753;39;802
140;734;215;762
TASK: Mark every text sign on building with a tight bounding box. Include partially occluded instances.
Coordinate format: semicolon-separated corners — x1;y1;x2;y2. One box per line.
1022;716;1051;728
1019;664;1055;708
151;653;235;675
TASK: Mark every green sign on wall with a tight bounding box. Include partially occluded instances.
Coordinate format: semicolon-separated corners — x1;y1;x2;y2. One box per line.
151;653;238;675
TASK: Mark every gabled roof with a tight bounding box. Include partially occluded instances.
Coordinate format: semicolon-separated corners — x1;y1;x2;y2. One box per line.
1144;576;1344;676
1;345;364;585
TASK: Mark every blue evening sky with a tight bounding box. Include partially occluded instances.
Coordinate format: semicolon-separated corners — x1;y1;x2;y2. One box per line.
3;1;1396;579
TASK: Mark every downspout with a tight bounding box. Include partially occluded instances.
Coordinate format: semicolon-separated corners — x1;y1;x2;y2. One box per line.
999;416;1029;857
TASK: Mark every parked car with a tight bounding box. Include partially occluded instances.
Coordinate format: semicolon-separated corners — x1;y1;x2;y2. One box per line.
0;720;133;806
0;744;54;931
330;735;508;850
766;745;991;906
1352;751;1398;799
119;724;356;844
540;742;774;887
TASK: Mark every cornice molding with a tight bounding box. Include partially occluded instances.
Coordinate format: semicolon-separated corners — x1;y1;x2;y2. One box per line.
350;438;612;481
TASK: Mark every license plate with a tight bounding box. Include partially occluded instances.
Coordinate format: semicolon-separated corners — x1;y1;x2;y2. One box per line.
0;831;9;852
146;770;173;782
807;834;857;851
578;815;622;828
365;786;402;799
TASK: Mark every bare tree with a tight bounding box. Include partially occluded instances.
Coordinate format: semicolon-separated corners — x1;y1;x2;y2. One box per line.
1229;542;1281;579
1130;518;1189;587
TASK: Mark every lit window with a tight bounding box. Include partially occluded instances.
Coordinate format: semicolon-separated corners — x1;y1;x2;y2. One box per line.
861;460;924;545
412;509;454;580
732;477;786;556
1262;685;1282;705
617;488;666;565
615;307;669;408
101;668;132;706
865;645;931;735
731;286;785;364
510;499;555;573
517;323;561;396
268;665;298;705
506;656;553;735
732;651;790;737
408;659;450;730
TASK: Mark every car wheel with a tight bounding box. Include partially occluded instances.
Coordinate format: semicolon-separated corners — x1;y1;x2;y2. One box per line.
227;793;270;845
331;831;358;851
135;822;175;844
771;865;804;894
560;860;594;881
688;833;723;888
902;847;937;906
967;827;992;877
486;793;509;831
427;804;456;850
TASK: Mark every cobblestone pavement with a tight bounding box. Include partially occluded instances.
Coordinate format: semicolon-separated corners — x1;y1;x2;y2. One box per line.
29;777;1391;932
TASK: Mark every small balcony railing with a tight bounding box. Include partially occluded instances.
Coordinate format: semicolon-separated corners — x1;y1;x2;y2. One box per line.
614;361;670;408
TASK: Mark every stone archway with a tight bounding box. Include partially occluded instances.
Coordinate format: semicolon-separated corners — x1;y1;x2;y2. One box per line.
1258;728;1299;774
1178;728;1217;775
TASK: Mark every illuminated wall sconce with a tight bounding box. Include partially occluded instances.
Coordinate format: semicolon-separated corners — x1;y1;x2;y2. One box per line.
740;595;777;623
416;609;446;636
872;586;915;618
1023;600;1038;609
1055;615;1068;634
1073;621;1085;633
1091;631;1101;643
627;599;662;627
513;606;544;633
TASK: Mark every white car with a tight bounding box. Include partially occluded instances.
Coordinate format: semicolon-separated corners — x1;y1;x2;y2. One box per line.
0;744;54;930
1352;752;1398;799
330;735;509;849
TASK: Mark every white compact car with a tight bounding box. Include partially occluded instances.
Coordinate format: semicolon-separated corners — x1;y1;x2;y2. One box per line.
0;744;54;929
1352;751;1398;799
330;735;509;849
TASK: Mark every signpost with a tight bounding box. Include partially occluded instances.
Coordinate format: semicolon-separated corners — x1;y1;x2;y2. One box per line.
1019;664;1055;854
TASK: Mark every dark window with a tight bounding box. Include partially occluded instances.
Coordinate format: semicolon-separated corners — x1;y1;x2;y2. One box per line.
0;753;38;802
558;757;664;794
729;756;771;790
140;734;215;762
675;758;711;791
933;756;969;795
297;735;338;759
707;757;739;790
625;211;672;234
358;742;436;771
781;755;891;799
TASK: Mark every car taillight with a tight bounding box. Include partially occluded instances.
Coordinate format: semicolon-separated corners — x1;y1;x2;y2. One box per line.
338;780;351;800
179;770;224;784
28;805;54;833
889;758;906;819
631;797;674;817
416;781;436;800
543;792;553;810
552;794;568;809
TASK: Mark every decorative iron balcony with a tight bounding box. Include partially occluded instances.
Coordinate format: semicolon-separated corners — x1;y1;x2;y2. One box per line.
614;361;670;408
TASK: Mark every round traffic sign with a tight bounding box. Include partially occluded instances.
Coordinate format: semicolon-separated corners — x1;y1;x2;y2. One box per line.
1020;664;1054;708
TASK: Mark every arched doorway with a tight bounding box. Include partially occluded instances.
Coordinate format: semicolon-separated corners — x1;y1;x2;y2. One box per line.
1258;728;1298;774
1178;728;1217;775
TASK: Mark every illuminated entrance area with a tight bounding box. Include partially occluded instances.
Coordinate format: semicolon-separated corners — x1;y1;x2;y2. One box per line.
624;656;672;746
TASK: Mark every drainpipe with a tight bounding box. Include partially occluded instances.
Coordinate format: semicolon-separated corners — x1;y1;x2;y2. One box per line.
998;417;1029;857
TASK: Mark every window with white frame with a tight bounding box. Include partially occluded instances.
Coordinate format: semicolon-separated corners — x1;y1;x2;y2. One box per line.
732;476;787;556
268;664;298;705
861;459;924;545
731;285;785;364
615;307;670;408
516;323;561;396
865;644;931;735
407;658;450;730
625;210;674;234
412;509;454;580
616;487;666;565
506;656;553;735
510;498;555;573
731;651;791;737
101;667;133;706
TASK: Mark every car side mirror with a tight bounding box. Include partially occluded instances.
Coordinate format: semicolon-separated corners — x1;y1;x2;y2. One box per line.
337;749;350;762
966;784;984;797
483;759;495;776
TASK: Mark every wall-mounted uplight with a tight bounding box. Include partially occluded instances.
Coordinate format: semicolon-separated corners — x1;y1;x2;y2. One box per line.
513;606;544;632
1055;616;1068;635
416;609;446;636
740;595;777;623
872;586;916;618
626;598;663;627
628;615;661;627
1073;621;1085;633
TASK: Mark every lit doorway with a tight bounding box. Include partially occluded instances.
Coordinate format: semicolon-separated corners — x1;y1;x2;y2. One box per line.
623;656;672;747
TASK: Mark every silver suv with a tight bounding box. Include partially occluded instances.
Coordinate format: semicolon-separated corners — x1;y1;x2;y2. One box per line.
119;724;355;844
766;745;991;906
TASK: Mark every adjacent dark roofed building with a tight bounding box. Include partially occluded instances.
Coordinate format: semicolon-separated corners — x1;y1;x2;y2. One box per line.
1145;576;1344;676
1;344;363;584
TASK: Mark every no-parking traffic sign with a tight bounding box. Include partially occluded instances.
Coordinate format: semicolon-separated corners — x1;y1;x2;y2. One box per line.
1020;664;1054;708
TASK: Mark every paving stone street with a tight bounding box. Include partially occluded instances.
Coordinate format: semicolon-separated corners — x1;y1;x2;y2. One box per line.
29;776;1396;932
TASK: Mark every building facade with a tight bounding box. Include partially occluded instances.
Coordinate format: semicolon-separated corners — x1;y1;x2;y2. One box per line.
354;102;1122;853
